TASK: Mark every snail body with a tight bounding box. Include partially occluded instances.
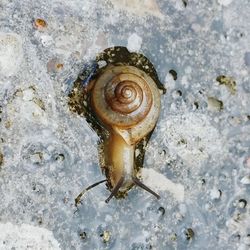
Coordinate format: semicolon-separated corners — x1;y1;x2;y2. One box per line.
91;65;161;202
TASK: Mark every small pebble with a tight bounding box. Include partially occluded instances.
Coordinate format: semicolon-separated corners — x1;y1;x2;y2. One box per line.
210;188;221;200
185;228;194;240
172;90;182;99
169;233;177;241
240;175;250;185
238;199;247;209
98;60;107;68
79;231;87;240
127;33;142;52
216;75;236;94
47;58;64;74
100;230;111;243
55;153;65;162
34;18;47;30
158;207;165;216
207;97;223;111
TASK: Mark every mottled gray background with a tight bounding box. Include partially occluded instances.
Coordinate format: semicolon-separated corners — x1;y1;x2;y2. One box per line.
0;0;250;249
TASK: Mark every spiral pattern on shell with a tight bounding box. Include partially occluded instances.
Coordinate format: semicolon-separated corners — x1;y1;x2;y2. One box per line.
91;66;157;128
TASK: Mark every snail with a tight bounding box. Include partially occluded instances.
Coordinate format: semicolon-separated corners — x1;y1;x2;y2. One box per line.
74;47;163;205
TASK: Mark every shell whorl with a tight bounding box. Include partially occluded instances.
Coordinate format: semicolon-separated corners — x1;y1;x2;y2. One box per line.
104;72;152;126
91;65;161;143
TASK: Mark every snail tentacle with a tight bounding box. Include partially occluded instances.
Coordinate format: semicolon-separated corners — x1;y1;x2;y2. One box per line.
132;176;160;200
105;176;125;203
75;179;107;206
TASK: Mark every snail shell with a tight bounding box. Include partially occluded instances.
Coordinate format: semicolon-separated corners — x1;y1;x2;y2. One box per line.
92;65;161;145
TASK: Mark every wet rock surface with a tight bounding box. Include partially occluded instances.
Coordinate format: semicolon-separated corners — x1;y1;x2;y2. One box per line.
0;0;250;249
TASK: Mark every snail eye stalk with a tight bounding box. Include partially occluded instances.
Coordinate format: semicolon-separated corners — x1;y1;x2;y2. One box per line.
105;176;125;203
75;179;107;206
132;177;160;200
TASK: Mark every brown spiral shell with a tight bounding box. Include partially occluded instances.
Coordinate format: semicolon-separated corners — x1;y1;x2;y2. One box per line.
91;65;159;129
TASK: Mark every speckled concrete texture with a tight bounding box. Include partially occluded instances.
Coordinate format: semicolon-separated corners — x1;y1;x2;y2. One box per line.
0;0;250;249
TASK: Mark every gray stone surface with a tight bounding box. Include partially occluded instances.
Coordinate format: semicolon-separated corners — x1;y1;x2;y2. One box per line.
0;0;250;249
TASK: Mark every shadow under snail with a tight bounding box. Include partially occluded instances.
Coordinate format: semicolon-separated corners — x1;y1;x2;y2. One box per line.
75;50;163;205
